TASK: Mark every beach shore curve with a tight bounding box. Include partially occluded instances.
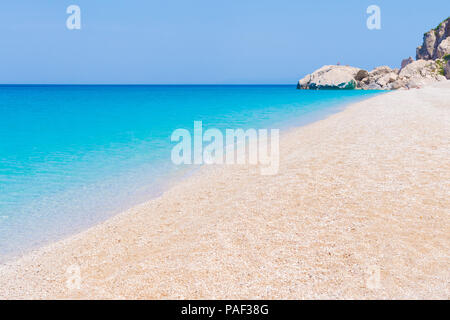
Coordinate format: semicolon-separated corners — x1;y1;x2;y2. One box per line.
1;82;449;299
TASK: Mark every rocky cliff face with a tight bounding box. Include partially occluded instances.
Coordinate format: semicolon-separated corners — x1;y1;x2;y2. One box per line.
417;17;450;60
445;59;450;78
297;17;450;90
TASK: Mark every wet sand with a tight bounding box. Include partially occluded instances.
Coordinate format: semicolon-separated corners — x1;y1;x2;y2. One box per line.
1;82;449;299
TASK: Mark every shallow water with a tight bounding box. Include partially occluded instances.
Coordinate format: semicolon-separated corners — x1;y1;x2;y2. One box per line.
0;85;382;259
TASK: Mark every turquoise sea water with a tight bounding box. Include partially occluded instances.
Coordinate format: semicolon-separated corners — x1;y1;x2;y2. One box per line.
0;85;381;260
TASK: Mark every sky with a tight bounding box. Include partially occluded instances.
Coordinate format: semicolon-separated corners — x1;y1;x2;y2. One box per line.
0;0;449;84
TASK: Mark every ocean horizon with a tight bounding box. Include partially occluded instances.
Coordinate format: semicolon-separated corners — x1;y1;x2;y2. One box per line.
0;85;382;260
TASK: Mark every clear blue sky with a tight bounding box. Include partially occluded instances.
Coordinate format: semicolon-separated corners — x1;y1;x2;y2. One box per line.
0;0;449;84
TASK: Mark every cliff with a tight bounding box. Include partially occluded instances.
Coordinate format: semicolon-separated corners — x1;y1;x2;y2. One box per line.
297;17;450;90
417;17;450;60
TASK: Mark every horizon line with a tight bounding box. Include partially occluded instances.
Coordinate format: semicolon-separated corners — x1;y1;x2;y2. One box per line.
0;83;296;86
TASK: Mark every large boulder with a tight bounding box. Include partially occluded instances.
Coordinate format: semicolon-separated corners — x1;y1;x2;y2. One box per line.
445;62;450;79
399;59;440;78
369;66;394;77
401;57;414;69
436;37;450;59
417;18;450;60
398;59;446;88
445;58;450;79
359;66;399;90
389;79;407;90
364;83;382;90
376;72;398;87
355;69;369;81
297;65;361;89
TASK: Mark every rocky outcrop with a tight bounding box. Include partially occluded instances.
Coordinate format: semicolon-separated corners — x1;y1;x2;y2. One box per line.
445;58;450;80
417;17;450;79
297;60;446;90
354;69;369;81
399;60;446;88
297;65;360;89
401;57;414;69
297;17;450;90
358;61;445;90
417;17;450;60
436;37;450;59
358;66;399;90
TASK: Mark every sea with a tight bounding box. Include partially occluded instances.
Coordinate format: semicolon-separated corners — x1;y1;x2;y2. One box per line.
0;85;382;260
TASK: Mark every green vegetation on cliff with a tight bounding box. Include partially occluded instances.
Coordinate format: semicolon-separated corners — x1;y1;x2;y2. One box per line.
435;59;445;76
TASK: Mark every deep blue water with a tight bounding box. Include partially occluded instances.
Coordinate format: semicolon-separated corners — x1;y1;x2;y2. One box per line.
0;85;381;259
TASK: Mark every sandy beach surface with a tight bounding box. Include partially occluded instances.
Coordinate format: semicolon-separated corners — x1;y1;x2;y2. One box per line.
1;82;449;299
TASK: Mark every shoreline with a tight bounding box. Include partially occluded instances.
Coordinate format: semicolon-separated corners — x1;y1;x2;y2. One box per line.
0;90;379;263
1;82;449;299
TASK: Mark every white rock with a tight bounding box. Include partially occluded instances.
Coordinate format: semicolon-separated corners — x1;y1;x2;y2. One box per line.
376;73;398;87
436;37;450;59
297;65;360;89
370;66;393;77
399;60;440;79
366;83;382;90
